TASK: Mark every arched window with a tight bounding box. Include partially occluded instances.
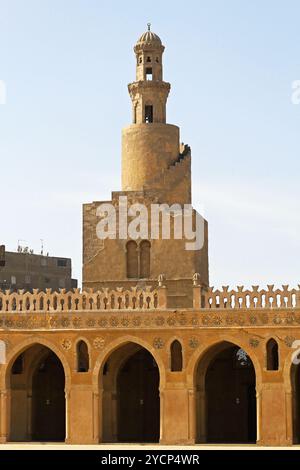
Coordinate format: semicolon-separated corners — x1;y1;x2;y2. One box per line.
266;338;279;370
77;341;89;372
145;105;153;123
126;241;138;278
170;340;183;372
140;240;150;278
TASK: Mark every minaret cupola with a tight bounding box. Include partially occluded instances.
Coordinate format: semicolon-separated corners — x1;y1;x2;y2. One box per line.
128;24;170;124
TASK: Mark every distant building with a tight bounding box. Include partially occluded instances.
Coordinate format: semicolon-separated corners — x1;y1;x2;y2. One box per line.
0;245;77;292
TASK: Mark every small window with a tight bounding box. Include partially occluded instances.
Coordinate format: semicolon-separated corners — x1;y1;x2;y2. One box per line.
156;57;159;63
11;276;16;285
126;241;138;278
146;67;153;80
171;340;183;372
145;105;153;123
24;275;31;284
140;240;150;278
41;257;47;267
57;258;67;267
147;56;151;63
266;339;279;370
139;56;142;63
12;354;24;375
77;341;89;372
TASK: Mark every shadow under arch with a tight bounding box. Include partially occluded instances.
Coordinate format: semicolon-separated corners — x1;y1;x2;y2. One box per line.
92;335;166;390
187;338;259;444
186;335;262;389
2;337;71;391
2;338;71;442
93;336;165;443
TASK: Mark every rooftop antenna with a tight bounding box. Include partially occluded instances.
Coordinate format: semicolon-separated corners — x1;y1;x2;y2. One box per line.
147;22;151;31
40;239;44;256
17;239;27;252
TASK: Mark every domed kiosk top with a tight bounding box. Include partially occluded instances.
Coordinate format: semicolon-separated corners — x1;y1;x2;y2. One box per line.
135;24;164;51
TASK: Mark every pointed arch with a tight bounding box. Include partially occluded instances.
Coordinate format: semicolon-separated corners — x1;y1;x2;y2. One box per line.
93;335;166;390
4;341;68;442
194;340;257;443
186;336;261;445
2;337;71;391
93;336;165;443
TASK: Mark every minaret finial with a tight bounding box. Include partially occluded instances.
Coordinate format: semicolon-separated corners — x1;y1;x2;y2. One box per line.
147;22;151;31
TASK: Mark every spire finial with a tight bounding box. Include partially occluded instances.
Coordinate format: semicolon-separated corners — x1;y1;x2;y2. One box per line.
147;22;151;31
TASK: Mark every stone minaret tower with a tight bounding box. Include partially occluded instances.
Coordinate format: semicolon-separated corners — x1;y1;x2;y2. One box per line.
83;27;209;306
122;25;191;204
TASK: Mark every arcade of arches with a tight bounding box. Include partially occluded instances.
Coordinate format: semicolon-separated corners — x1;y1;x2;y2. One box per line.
0;335;299;446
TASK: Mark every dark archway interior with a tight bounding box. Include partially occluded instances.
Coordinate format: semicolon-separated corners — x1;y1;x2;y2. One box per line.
196;343;257;444
9;346;65;442
117;348;160;442
101;343;160;443
32;351;65;441
205;345;257;443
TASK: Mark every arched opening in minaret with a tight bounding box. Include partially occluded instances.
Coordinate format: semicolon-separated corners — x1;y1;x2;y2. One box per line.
145;105;153;123
146;67;153;80
8;345;66;442
100;343;160;443
139;240;151;278
195;342;257;443
126;240;138;278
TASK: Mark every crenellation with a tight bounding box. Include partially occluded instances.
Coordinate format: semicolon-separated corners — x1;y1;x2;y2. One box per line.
0;281;299;314
200;284;299;309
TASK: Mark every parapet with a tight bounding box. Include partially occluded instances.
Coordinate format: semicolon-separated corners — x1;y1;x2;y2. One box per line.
193;283;300;309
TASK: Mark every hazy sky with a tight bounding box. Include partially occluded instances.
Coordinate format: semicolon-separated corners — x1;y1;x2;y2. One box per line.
0;0;299;288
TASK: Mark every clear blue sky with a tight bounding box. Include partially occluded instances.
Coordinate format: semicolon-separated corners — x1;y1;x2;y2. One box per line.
0;0;299;288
